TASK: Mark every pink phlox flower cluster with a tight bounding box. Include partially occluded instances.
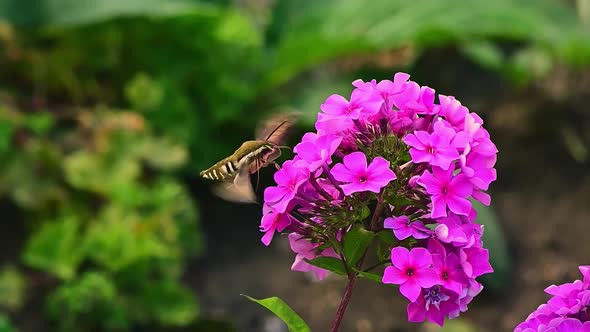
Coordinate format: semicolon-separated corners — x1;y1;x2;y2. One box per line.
259;72;497;326
515;266;590;332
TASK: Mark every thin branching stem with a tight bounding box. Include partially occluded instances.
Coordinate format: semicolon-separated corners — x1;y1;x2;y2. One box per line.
329;196;385;332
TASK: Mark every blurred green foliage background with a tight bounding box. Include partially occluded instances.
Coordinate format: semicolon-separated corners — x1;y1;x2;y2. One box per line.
0;0;589;331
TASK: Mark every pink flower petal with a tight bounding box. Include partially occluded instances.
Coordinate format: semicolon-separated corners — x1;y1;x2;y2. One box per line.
342;151;368;173
408;248;432;269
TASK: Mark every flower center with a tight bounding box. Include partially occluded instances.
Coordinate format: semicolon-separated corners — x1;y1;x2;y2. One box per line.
442;271;448;280
424;286;450;310
441;185;449;195
358;175;368;183
427;146;436;154
406;268;414;277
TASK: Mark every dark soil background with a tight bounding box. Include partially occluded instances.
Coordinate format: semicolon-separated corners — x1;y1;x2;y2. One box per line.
190;50;590;332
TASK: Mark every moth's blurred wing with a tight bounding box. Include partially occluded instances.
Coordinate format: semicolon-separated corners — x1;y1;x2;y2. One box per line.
211;166;256;203
255;112;300;145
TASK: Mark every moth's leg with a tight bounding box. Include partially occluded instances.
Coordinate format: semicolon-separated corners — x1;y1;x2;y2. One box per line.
255;159;261;191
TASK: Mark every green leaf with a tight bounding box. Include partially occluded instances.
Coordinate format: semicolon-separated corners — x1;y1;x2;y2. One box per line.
0;0;218;27
84;209;171;272
306;256;347;275
376;230;397;245
264;0;590;89
46;271;128;331
461;40;505;71
137;137;188;170
0;314;16;332
242;295;311;332
343;225;375;266
24;112;55;135
142;280;198;326
0;117;13;155
423;319;479;332
23;217;83;280
353;269;383;283
0;265;26;311
125;73;164;112
471;200;512;292
64;151;141;194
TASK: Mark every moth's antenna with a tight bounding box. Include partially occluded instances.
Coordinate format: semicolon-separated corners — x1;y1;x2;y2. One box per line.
264;120;288;142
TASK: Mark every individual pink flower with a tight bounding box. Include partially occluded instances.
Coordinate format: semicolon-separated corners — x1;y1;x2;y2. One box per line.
319;86;383;121
417;166;473;218
383;247;438;302
264;160;310;213
434;214;469;245
330;151;396;195
407;286;459;326
459;247;493;278
432;252;467;295
293;133;343;171
405;86;437;115
353;72;410;113
460;152;497;191
384;216;430;240
260;205;294;246
436;95;468;128
288;233;338;280
403;121;468;170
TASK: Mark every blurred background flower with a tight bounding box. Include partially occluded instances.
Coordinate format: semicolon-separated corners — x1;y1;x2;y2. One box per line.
0;0;589;331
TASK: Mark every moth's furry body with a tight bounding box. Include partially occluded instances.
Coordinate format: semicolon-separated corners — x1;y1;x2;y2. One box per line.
199;112;298;203
199;140;276;181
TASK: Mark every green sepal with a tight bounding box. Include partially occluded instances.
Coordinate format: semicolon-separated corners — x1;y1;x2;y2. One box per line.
352;268;383;283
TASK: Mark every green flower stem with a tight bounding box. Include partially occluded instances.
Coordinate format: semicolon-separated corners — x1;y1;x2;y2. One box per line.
330;197;385;332
369;194;385;231
329;271;359;332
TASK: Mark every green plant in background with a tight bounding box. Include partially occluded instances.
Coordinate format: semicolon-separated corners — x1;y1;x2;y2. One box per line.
2;0;589;171
0;103;201;331
0;0;589;330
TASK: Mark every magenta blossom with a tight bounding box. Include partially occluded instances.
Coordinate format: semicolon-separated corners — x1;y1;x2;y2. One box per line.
293;133;343;172
384;216;430;240
288;233;338;280
432;252;466;296
403;120;467;170
417;166;473;218
330;151;396;195
383;247;438;302
264;160;310;213
319;88;383;120
260;205;294;246
437;95;468;128
459;247;493;278
407;286;460;326
515;266;590;332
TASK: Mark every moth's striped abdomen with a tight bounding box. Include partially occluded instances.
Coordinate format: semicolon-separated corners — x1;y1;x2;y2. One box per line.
199;140;273;182
199;159;239;181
